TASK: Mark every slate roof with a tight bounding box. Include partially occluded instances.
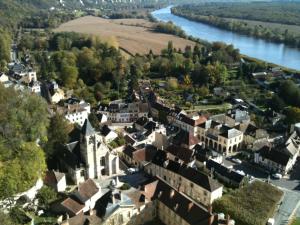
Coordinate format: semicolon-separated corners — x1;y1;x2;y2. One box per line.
151;102;171;113
258;146;290;166
135;117;149;127
178;166;222;192
101;125;111;136
219;127;242;139
60;142;82;169
165;145;194;163
124;135;136;145
151;150;168;165
144;178;213;225
144;121;157;131
173;130;200;146
206;160;245;185
81;119;95;136
123;145;137;158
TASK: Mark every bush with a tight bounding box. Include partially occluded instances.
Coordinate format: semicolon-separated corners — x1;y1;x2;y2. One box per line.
36;186;58;208
9;207;31;224
120;183;131;190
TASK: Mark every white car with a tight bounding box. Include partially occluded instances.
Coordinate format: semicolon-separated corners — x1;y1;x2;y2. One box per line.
127;168;139;174
232;158;242;164
272;173;282;179
236;170;245;176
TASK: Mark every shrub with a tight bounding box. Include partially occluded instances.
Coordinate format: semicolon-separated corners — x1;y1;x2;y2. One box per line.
36;186;58;208
120;183;131;190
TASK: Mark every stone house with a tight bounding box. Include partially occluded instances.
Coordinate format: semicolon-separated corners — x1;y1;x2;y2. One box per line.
198;120;243;155
145;150;223;207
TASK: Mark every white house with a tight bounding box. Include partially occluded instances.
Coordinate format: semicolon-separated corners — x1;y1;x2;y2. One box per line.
0;73;9;83
254;130;300;175
28;81;41;94
63;98;91;126
101;125;118;143
98;100;148;123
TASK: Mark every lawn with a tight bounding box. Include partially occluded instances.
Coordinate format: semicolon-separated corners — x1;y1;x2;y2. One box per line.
213;181;283;225
292;218;300;225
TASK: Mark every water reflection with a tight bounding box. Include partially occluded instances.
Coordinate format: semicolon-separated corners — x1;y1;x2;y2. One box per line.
152;6;300;71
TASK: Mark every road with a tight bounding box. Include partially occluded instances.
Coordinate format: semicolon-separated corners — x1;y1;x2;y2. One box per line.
274;188;300;225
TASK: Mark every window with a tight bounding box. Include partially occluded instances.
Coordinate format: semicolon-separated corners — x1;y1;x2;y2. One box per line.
80;170;85;177
190;183;194;188
101;157;105;166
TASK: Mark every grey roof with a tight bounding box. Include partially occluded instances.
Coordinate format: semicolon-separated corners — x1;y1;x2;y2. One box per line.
81;119;95;136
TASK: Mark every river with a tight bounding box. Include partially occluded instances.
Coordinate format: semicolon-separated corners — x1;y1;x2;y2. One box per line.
151;6;300;71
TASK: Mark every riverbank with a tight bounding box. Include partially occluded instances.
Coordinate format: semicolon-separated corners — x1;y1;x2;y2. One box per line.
151;6;300;72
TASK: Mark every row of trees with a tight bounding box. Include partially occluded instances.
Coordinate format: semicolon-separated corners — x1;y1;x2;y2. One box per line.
0;29;11;64
172;5;300;48
154;22;187;38
175;2;300;26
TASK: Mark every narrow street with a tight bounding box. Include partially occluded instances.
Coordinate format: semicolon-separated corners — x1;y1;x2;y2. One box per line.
274;189;300;225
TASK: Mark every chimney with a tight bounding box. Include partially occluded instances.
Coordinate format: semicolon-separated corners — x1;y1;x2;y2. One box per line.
207;205;214;225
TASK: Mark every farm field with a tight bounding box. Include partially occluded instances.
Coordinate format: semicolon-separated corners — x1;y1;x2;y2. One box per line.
55;16;195;55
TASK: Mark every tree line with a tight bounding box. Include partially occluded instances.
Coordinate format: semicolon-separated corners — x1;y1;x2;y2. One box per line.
172;4;300;48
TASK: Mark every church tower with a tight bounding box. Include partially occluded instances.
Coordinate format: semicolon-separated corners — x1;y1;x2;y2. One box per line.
80;119;98;179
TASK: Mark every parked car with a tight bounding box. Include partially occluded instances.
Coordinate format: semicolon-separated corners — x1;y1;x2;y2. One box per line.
236;170;245;176
272;173;282;179
232;158;242;164
127;168;139;174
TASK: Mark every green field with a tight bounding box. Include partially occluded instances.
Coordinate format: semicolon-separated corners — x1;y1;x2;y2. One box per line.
292;218;300;225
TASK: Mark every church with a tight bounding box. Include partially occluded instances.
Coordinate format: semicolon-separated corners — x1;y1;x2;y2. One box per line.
58;119;120;185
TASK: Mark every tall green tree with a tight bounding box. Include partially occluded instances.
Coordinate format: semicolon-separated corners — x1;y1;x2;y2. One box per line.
0;29;11;62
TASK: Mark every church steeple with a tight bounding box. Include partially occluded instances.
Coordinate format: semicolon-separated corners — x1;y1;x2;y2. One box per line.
81;119;95;136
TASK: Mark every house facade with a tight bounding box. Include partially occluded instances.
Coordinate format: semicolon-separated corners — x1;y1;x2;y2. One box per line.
144;153;223;207
254;129;300;175
198;120;243;155
98;100;148;123
63;98;91;126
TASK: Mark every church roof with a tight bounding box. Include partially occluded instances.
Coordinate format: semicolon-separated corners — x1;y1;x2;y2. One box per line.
81;119;95;136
